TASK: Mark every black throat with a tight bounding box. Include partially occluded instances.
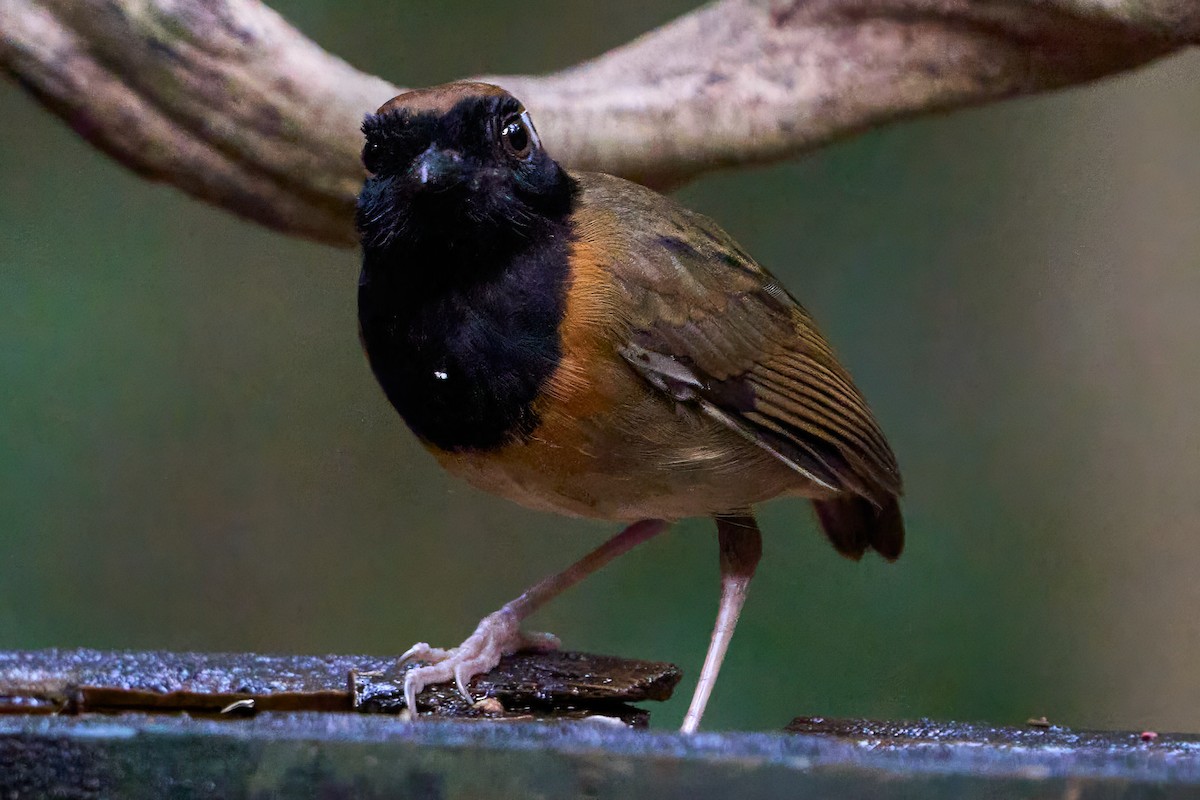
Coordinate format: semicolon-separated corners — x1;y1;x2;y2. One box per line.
357;214;575;453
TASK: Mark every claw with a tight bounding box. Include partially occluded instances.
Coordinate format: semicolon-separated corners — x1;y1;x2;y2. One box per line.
404;672;421;717
400;642;452;665
395;608;559;717
399;642;428;664
455;665;473;701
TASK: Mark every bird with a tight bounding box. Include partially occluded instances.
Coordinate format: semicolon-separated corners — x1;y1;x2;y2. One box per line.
355;81;903;732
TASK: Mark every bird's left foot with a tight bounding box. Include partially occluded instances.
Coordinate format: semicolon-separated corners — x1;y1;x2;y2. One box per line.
399;607;560;714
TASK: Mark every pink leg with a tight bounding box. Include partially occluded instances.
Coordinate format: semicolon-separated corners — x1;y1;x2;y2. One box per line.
680;513;762;733
400;518;671;714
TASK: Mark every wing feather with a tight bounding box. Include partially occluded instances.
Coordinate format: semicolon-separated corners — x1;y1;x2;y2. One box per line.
575;173;902;508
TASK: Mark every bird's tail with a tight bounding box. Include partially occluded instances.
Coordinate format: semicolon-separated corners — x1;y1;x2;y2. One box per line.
812;495;904;561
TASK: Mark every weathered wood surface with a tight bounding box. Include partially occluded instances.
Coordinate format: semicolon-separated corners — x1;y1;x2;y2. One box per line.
3;711;1200;798
0;648;681;725
2;650;1199;798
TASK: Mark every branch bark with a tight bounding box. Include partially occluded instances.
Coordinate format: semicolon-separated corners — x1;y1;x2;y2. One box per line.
1;0;1195;247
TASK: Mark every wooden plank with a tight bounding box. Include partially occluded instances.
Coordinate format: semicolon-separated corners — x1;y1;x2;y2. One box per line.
2;650;1200;798
4;712;1200;798
0;648;680;725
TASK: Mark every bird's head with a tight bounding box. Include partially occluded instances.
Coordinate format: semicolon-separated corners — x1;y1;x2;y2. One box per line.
356;82;574;252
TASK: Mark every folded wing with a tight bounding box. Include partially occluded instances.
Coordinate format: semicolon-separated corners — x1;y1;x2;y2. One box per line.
576;174;904;559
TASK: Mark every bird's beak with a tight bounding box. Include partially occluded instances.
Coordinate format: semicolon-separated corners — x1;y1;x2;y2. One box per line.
411;146;463;187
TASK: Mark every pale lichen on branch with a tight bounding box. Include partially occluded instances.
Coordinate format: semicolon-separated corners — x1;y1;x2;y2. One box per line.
0;0;1194;246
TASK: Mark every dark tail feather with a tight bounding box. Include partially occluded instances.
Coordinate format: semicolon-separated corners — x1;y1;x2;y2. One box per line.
812;495;905;561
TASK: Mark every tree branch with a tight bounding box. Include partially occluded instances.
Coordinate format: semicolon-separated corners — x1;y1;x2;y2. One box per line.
1;0;1194;247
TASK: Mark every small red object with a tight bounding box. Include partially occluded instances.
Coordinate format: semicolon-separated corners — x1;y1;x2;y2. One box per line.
1141;731;1158;742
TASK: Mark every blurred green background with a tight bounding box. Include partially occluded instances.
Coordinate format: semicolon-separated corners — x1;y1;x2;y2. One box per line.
3;1;1200;732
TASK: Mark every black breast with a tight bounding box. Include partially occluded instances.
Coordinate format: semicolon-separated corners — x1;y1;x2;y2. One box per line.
357;229;571;452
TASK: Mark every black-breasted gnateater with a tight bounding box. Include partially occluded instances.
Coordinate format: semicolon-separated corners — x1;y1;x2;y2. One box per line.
356;82;903;731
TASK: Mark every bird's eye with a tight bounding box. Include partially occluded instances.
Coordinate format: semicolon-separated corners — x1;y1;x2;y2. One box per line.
362;140;384;174
500;112;537;160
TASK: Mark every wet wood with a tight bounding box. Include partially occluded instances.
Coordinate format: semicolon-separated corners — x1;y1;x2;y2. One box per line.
787;716;1200;785
3;710;1200;798
0;648;681;726
3;650;1200;797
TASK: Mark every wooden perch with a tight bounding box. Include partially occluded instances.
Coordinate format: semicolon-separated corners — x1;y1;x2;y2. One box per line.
1;0;1196;246
2;649;1199;798
0;648;681;726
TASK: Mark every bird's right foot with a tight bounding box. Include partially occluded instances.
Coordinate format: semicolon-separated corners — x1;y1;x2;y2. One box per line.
399;607;560;715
